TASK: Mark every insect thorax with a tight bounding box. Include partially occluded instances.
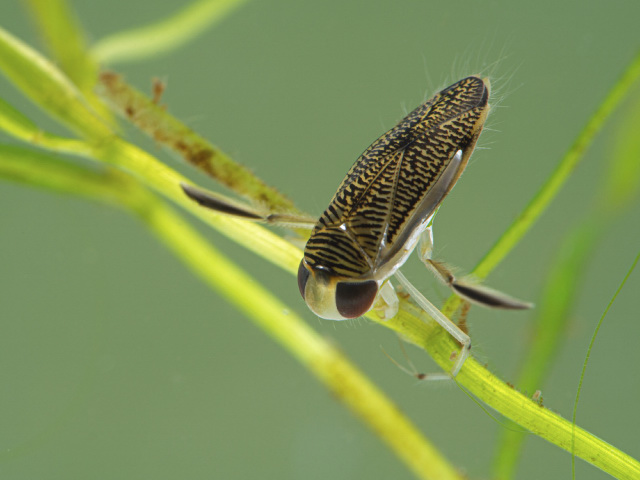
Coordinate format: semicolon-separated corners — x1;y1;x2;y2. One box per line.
303;225;374;280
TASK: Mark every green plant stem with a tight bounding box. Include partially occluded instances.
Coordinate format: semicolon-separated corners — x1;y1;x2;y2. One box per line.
442;48;640;318
96;71;301;214
492;84;640;479
103;137;304;273
0;96;93;156
0;144;462;480
375;303;640;480
572;249;640;478
474;49;640;280
91;0;249;64
24;0;97;94
491;220;602;479
0;25;302;275
0;26;110;140
23;0;114;124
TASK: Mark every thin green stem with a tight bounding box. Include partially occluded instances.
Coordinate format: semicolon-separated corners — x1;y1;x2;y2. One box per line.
492;74;640;479
474;49;640;280
96;71;301;213
24;0;97;94
373;302;640;480
91;0;249;64
572;249;640;478
103;137;305;273
0;144;462;480
0;26;111;139
491;220;602;479
0;96;93;156
442;49;640;318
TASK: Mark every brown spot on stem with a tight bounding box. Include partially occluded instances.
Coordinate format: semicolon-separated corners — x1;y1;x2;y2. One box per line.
456;300;471;334
96;69;299;215
152;78;166;104
99;71;119;85
189;148;215;169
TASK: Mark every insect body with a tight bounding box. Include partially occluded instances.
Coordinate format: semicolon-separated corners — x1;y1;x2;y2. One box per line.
299;76;495;319
182;76;531;376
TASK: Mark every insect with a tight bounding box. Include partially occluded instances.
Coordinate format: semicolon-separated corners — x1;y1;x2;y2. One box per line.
181;76;531;376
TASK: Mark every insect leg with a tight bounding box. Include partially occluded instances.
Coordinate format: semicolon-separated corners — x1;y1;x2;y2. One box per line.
180;183;317;229
393;270;470;377
380;342;450;382
418;229;533;310
376;280;400;320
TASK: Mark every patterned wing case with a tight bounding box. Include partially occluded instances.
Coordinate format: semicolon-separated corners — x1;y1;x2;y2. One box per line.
303;76;490;280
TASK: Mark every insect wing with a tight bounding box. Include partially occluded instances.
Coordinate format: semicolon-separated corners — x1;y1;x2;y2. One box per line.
306;76;490;279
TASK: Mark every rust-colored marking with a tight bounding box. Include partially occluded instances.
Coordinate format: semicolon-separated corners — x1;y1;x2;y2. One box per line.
97;70;299;215
152;78;166;105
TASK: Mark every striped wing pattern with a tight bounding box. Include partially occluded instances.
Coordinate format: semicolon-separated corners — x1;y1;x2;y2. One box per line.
304;76;489;279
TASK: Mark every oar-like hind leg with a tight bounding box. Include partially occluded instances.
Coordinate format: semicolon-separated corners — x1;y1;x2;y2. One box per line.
180;182;317;229
418;226;532;310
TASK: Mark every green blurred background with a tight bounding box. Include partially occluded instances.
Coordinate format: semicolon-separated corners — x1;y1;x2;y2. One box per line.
1;0;639;478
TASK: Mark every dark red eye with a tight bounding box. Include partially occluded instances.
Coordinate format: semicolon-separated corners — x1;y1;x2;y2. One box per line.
335;280;378;318
297;260;310;299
